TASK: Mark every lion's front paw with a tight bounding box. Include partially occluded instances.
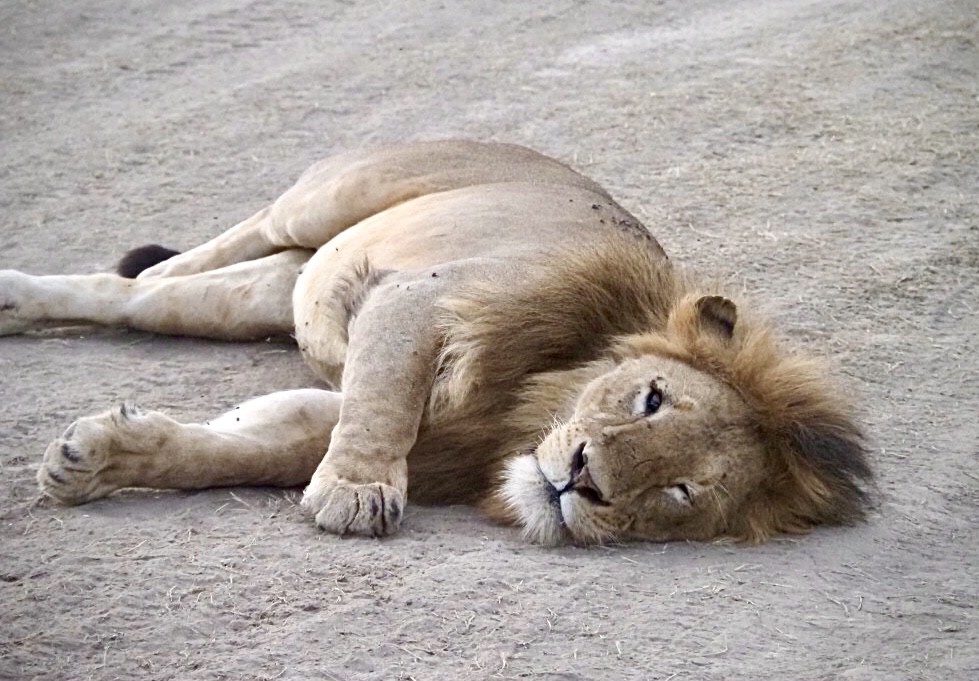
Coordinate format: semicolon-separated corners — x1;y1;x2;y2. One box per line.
37;403;146;505
301;478;405;537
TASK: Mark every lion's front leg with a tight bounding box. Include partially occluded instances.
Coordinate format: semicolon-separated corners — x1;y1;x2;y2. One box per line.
299;276;442;537
38;389;340;504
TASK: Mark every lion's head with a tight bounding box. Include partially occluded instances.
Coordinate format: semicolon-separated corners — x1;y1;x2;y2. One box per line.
499;294;873;545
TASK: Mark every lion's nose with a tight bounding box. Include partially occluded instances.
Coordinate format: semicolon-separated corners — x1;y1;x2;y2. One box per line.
563;442;609;506
569;441;587;480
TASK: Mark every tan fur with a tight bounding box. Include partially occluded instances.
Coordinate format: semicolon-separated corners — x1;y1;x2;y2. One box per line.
4;140;872;545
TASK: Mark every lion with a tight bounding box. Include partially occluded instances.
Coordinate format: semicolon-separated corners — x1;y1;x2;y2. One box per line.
0;140;873;545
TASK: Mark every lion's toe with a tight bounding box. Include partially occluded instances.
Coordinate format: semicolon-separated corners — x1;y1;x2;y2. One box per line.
37;404;146;505
38;423;109;505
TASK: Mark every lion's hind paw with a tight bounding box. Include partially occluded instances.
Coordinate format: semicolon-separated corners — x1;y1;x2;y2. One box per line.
0;269;35;336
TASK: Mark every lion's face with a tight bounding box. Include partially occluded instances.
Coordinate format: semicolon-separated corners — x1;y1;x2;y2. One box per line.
502;355;766;545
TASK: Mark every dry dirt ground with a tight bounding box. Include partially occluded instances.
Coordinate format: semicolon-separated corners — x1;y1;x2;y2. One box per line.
1;0;977;679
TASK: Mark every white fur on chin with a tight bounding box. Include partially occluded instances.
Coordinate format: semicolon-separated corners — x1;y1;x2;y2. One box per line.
501;455;564;546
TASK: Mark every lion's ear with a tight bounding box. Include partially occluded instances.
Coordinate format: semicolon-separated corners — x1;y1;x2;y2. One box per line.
695;295;737;340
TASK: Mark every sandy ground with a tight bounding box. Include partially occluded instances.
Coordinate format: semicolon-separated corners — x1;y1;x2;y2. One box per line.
1;0;977;678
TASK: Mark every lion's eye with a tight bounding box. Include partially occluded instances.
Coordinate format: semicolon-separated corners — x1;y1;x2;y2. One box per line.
644;386;663;415
632;382;665;416
667;483;693;506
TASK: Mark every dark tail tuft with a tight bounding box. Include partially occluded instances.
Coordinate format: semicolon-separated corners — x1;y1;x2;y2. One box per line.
116;245;180;278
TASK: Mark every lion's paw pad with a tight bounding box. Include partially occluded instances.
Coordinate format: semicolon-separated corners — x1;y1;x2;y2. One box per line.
302;480;404;537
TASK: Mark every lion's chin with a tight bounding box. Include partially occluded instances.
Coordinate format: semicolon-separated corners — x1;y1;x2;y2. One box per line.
500;455;565;546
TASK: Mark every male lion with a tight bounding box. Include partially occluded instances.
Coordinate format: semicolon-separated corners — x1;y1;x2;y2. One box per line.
2;141;872;545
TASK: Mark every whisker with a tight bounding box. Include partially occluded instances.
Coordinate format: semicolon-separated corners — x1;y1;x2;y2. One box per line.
533;411;565;448
708;486;729;528
715;480;734;500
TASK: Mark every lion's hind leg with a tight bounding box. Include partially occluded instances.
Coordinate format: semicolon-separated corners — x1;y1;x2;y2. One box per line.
38;389;339;505
0;249;308;339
